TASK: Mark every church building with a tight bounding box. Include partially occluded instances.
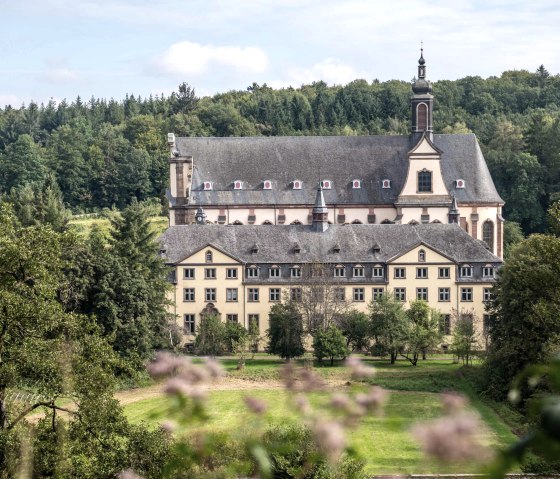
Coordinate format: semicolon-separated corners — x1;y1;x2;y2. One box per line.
159;50;504;346
166;50;505;257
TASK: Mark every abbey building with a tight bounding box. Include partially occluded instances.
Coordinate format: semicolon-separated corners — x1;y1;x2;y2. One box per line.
159;51;503;346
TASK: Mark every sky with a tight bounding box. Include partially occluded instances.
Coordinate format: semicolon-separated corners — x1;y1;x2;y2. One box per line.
1;0;560;107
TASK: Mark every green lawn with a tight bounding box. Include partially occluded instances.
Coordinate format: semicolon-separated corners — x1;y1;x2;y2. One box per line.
123;356;518;475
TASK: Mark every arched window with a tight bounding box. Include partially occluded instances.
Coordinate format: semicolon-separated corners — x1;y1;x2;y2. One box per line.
483;221;494;253
408;219;419;225
431;219;442;223
232;220;243;225
205;250;213;263
262;220;273;225
417;103;428;131
351;220;363;224
290;220;302;225
417;170;432;192
418;249;426;262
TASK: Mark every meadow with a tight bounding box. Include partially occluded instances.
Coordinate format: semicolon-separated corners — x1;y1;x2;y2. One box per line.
121;356;518;475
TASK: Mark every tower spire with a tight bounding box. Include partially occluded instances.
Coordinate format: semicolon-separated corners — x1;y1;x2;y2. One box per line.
411;43;434;145
448;193;460;224
312;184;329;232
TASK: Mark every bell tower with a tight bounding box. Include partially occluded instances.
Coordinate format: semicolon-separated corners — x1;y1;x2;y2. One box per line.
411;45;434;145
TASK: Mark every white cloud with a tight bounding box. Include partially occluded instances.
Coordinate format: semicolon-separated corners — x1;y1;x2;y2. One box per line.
156;41;268;76
269;58;364;88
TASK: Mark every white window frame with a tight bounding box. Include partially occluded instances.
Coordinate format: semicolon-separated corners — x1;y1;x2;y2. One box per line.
226;288;238;302
290;266;302;278
438;267;450;279
352;265;365;278
438;288;450;302
248;288;260;302
204;267;216;279
353;288;365;302
246;266;259;278
483;266;495;278
394;288;406;301
183;288;195;302
226;268;238;279
269;288;281;302
460;266;473;278
205;288;216;302
372;267;384;278
269;266;281;278
394;267;406;279
461;287;473;302
416;267;428;279
184;268;195;280
416;287;428;301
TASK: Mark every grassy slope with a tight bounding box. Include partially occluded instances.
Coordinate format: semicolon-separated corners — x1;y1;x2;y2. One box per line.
123;356;518;474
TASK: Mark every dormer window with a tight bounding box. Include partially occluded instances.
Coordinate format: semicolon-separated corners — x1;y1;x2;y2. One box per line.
333;244;341;254
293;180;302;190
456;179;466;189
293;243;301;254
382;179;391;189
263;180;272;190
290;265;302;278
321;180;332;189
234;180;243;190
203;181;213;191
372;265;384;278
460;265;473;278
251;244;258;254
372;243;381;253
246;265;259;278
418;169;432;193
483;265;495;278
418;249;426;262
352;179;361;189
352;265;365;278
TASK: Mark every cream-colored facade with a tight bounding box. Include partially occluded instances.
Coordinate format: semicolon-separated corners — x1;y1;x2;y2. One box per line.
168;241;497;348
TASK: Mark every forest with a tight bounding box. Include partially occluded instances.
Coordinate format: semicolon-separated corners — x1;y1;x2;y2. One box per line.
1;66;560;235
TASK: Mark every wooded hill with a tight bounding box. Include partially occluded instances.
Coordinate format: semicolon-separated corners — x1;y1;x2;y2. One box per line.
1;66;559;234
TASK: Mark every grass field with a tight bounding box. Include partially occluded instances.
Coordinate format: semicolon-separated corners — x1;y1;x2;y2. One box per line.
121;356;518;475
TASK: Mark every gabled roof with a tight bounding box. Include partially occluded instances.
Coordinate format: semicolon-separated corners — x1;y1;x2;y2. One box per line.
175;134;503;206
159;224;501;265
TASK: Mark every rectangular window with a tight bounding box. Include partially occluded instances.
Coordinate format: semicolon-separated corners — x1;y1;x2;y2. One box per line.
269;288;281;302
248;288;259;302
394;267;406;279
290;267;301;278
461;287;473;302
372;267;384;278
248;314;259;329
269;267;280;278
246;267;259;278
184;314;195;334
417;170;432;192
460;266;473;278
311;287;324;302
205;268;216;279
438;267;450;279
483;266;495;278
394;288;406;301
483;314;494;335
416;287;428;301
226;288;238;302
334;287;345;302
184;268;195;280
334;266;345;278
183;288;195;302
353;287;365;302
483;287;492;302
461;313;474;324
416;267;428;279
205;288;216;302
438;287;450;302
372;288;385;301
226;268;238;279
352;266;364;278
226;314;238;323
290;288;302;302
439;314;451;335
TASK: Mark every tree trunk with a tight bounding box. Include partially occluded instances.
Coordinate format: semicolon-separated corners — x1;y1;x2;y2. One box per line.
330;356;334;366
412;352;419;366
390;351;397;364
422;349;427;360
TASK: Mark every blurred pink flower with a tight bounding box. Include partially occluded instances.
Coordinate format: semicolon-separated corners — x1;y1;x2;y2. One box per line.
244;396;267;415
313;420;346;462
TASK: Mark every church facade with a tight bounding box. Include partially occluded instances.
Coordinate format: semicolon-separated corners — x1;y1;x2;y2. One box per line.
166;52;505;257
159;51;504;346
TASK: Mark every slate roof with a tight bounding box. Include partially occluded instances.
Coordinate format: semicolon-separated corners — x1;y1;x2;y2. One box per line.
174;134;503;206
159;224;501;265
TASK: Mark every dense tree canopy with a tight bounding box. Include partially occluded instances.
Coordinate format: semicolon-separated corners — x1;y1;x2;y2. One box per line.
2;68;560;233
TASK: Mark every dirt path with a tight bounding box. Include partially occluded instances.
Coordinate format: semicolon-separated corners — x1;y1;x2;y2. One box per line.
27;376;351;421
